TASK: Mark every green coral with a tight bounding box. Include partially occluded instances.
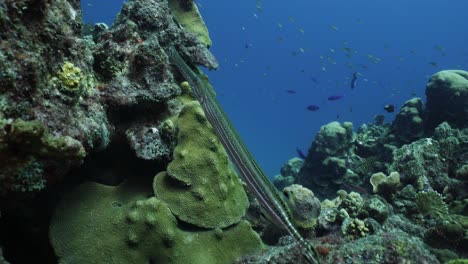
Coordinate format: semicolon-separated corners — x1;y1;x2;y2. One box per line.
340;191;364;217
341;217;369;239
415;190;448;219
50;182;263;263
153;100;249;229
370;171;400;195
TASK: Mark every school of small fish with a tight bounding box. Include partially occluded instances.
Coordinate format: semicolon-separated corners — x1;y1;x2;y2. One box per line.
217;0;460;117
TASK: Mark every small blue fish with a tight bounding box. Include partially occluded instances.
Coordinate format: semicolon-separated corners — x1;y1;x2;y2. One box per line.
307;104;320;111
285;89;297;94
296;147;307;159
328;94;345;101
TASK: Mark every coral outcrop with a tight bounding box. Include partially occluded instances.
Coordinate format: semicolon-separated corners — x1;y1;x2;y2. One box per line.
0;0;261;263
425;70;468;130
283;184;321;232
392;97;425;143
0;0;109;196
370;171;400;196
273;157;303;190
298;121;355;197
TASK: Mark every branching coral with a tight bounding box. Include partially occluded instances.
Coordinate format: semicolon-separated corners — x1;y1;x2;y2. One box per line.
341;218;369;239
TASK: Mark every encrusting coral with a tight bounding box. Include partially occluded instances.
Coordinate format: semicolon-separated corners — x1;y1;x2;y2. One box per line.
50;181;263;264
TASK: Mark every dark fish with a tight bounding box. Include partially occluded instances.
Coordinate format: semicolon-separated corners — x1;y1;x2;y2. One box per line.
306;104;320;111
342;183;368;195
309;77;318;84
384;104;395;113
327;94;344;101
296;147;307;159
350;72;358;90
285;89;297;94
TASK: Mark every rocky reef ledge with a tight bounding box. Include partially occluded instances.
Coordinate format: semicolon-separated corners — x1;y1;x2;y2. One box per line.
0;0;262;263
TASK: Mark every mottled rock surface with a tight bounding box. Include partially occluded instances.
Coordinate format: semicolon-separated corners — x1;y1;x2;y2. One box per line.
425;70;468;130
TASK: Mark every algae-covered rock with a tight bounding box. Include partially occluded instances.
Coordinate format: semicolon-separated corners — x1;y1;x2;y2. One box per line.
50;182;263;264
168;0;212;47
283;184;321;231
153;101;249;229
5;119;86;161
273;174;295;191
364;197;389;223
370;171;400;196
0;0;109;196
0;156;45;194
273;158;304;190
390;138;448;189
0;118;86;194
281;157;304;179
425;70;468;130
311;121;354;156
392;98;424;143
340;191;364;218
298;121;355;198
327;231;439;263
125;122;171;161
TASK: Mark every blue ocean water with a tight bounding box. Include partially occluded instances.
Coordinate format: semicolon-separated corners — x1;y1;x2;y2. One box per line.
82;0;468;178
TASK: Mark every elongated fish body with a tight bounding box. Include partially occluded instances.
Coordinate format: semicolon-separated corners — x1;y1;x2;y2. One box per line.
350;72;358;90
168;47;320;264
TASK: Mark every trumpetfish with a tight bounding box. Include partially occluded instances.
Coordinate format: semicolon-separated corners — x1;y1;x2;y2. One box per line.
168;46;320;264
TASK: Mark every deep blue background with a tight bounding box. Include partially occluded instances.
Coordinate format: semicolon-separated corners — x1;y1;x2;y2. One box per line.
82;0;468;178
